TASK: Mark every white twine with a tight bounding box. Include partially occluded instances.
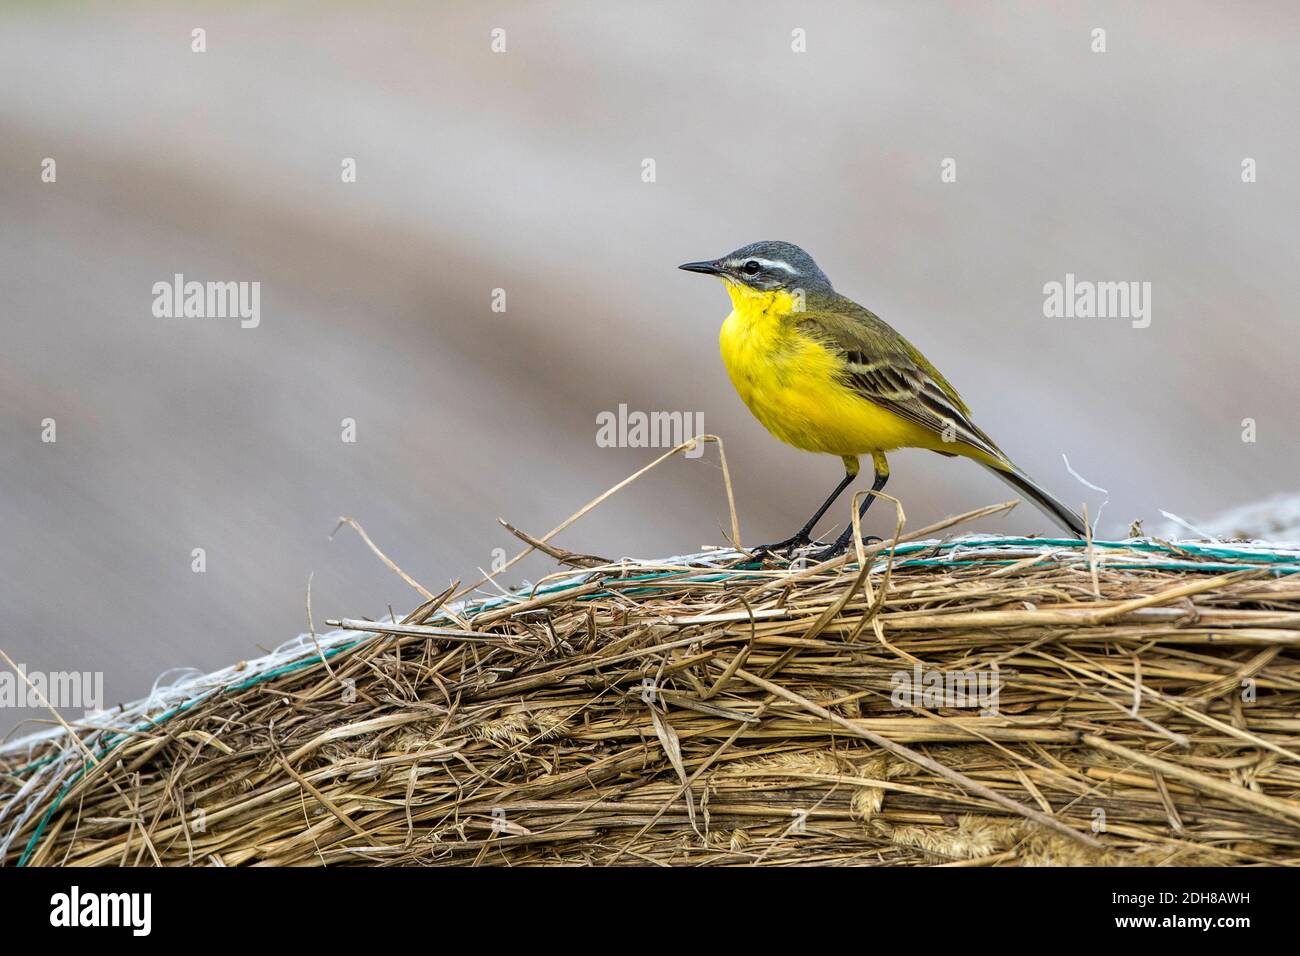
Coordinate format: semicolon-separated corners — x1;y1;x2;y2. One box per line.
1159;509;1219;542
1062;453;1110;532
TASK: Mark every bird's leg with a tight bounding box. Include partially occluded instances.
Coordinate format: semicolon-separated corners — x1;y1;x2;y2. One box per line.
812;453;890;561
753;457;859;556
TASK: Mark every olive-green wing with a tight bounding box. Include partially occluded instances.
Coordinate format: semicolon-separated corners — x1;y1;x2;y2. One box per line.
795;299;1009;463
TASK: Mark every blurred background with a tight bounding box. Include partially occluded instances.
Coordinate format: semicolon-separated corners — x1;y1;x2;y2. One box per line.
2;1;1297;737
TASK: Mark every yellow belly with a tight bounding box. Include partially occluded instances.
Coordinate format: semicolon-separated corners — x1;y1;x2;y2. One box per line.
719;307;939;458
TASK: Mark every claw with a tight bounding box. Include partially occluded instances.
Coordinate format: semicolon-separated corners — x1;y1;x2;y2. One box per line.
750;534;811;559
810;535;883;563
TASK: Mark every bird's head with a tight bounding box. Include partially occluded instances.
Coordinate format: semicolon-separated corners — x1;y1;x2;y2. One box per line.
678;241;833;299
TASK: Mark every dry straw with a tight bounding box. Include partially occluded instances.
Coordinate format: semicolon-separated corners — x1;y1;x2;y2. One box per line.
3;439;1300;866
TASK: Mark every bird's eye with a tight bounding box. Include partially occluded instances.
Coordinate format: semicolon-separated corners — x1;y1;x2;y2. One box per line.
742;260;761;275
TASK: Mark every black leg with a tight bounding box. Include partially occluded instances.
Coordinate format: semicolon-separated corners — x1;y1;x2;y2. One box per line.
812;457;890;561
754;462;858;556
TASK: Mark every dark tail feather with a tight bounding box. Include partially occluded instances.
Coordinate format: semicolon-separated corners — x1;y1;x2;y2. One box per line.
983;463;1088;538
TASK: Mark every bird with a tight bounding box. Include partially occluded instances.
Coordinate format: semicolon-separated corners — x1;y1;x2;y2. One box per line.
679;240;1087;560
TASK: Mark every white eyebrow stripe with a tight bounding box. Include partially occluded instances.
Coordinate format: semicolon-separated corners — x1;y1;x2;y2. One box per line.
734;257;799;274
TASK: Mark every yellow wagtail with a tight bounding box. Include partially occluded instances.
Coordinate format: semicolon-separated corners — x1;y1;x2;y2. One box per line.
679;241;1087;558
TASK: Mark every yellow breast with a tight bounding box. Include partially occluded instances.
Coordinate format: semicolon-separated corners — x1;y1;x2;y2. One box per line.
717;282;937;457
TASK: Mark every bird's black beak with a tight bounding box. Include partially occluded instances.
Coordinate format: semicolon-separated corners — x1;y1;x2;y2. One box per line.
678;259;723;276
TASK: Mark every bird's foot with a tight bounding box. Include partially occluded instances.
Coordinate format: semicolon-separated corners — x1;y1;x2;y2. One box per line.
810;535;883;563
749;533;812;559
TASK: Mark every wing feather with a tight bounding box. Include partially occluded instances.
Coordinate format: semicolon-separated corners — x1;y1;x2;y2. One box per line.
796;300;1008;463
